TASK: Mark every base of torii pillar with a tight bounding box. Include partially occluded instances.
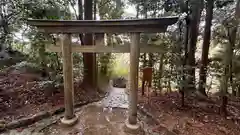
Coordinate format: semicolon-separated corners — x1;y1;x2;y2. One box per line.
61;115;78;126
60;34;78;126
124;33;144;134
123;120;144;134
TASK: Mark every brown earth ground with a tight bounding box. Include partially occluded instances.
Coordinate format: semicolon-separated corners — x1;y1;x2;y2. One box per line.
138;91;240;135
1;61;240;134
0;66;102;123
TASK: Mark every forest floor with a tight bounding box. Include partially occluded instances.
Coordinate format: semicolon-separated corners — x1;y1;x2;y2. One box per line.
138;91;240;135
3;87;240;135
1;52;240;134
0;62;103;123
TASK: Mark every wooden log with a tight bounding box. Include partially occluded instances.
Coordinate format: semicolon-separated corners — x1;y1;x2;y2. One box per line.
60;34;77;124
128;33;140;125
46;44;166;53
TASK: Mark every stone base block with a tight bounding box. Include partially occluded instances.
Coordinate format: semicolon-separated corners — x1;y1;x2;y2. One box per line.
61;115;78;126
123;120;144;135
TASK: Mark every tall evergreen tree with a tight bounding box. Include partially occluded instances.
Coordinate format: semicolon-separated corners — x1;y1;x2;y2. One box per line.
82;0;97;89
198;0;214;96
186;0;204;92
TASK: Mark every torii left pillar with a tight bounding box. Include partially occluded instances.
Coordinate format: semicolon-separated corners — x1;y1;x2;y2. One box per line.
60;34;78;125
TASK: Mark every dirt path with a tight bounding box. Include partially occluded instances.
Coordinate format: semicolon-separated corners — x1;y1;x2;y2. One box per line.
2;87;160;135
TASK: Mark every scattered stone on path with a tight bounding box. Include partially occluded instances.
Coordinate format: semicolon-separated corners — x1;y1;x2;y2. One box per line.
102;87;128;109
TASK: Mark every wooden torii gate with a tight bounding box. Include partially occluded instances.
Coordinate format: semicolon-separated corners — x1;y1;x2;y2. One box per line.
27;17;178;133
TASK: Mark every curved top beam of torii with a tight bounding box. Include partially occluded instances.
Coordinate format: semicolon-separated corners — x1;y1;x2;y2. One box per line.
27;17;178;33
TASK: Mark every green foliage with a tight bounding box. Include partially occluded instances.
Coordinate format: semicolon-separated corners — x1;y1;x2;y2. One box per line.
97;0;125;78
210;0;240;95
1;0;239;97
23;0;71;19
98;0;125;19
110;54;129;78
215;0;234;8
0;0;74;83
99;53;113;75
128;0;182;91
13;61;42;74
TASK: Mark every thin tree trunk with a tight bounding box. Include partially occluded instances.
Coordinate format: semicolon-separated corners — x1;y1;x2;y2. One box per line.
148;53;154;67
198;0;214;96
181;0;190;107
78;0;84;45
148;3;156;68
143;0;148;68
221;53;229;116
142;54;147;67
168;65;172;92
236;1;240;44
158;54;164;92
0;5;9;51
0;2;4;51
144;3;154;67
187;0;204;92
144;0;148;19
93;0;97;20
78;0;83;20
220;0;240;114
229;0;240;96
228;22;236;96
93;0;97;46
230;63;236;96
136;4;139;18
238;85;240;97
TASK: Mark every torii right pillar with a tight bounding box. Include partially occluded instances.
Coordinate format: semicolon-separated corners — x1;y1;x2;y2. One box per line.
124;32;142;134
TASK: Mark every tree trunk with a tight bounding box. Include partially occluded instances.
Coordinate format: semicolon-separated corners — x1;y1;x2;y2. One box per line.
187;0;204;92
82;0;97;89
142;0;148;68
220;0;240;113
78;0;84;45
93;0;97;46
181;2;190;107
158;54;164;92
144;2;155;67
229;0;240;96
230;64;236;96
198;0;214;96
148;53;154;67
238;85;240;97
0;12;9;51
136;4;139;18
168;67;172;93
39;43;46;67
93;0;97;20
0;3;4;51
220;58;229;116
144;0;148;19
78;0;83;20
